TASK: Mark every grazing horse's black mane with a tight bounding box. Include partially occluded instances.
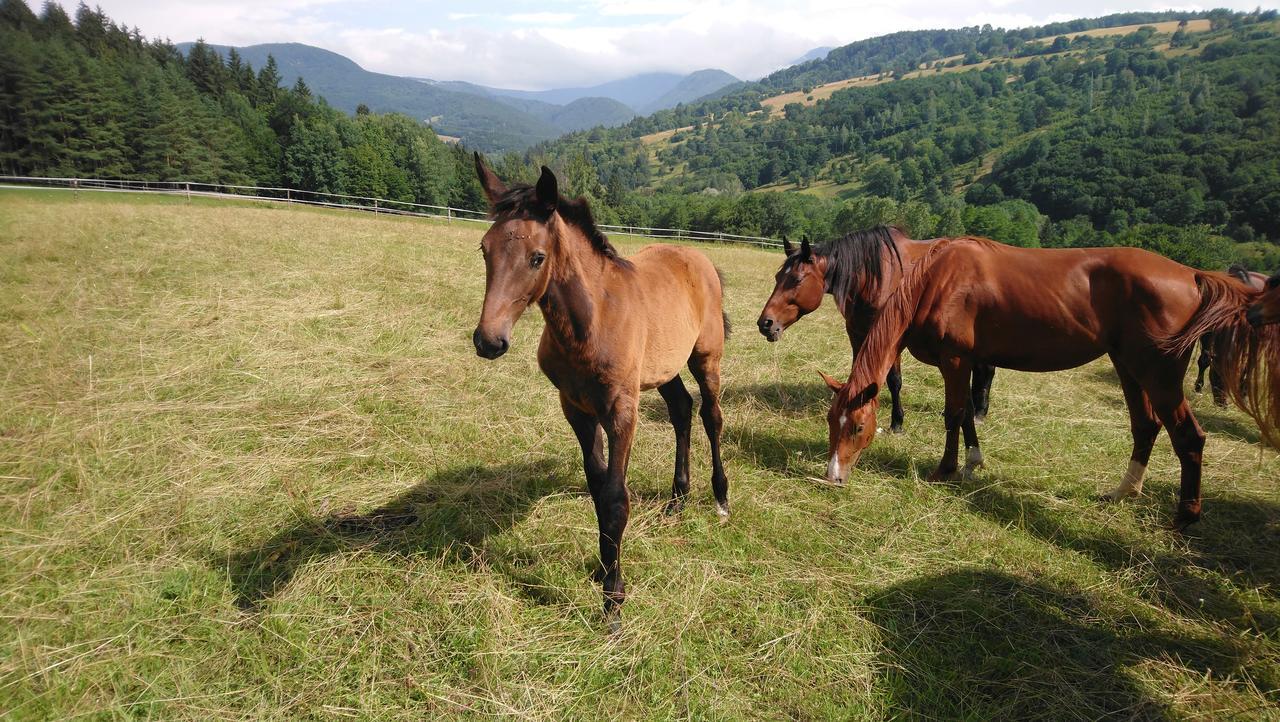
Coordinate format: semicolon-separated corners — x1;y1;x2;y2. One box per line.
492;184;627;264
794;225;904;302
1227;263;1253;284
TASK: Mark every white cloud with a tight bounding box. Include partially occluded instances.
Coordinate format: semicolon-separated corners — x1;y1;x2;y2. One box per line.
54;0;1280;89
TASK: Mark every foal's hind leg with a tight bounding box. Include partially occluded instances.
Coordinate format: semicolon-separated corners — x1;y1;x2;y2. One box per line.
1101;360;1161;501
658;376;694;514
688;353;730;518
887;355;905;434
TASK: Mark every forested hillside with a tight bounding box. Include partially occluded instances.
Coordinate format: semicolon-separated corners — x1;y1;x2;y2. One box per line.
511;9;1280;269
3;0;1279;270
0;1;489;209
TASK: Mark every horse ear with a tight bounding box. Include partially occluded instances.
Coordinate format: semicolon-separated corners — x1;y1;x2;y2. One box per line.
853;382;880;407
473;152;506;210
536;166;558;212
818;370;845;394
800;237;812;260
783;235;795;255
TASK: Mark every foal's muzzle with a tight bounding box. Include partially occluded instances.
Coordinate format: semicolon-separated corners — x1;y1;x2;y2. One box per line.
473;328;509;359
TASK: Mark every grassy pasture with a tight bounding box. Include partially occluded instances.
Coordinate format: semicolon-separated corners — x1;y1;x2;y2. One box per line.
2;190;1280;719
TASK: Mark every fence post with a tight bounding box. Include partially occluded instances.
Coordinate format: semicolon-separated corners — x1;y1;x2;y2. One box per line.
185;182;190;201
286;189;291;204
374;198;379;215
447;208;452;222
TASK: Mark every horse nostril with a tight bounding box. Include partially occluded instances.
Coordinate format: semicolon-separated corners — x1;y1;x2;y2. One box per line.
497;337;509;353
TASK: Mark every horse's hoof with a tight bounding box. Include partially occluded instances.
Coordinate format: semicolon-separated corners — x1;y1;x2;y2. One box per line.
961;464;983;481
715;501;730;521
927;468;959;483
1170;507;1202;531
604;610;622;635
973;414;987;426
664;497;685;515
889;424;905;435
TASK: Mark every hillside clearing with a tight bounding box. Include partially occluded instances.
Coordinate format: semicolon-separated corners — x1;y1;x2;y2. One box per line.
2;192;1279;718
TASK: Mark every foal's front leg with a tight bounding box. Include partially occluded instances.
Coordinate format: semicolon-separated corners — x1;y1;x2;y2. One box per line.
596;390;638;632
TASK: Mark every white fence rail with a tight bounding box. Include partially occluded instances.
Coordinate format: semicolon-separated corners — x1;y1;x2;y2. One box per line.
0;176;784;249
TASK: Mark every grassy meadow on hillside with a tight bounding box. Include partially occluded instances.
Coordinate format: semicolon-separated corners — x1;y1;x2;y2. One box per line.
2;192;1280;718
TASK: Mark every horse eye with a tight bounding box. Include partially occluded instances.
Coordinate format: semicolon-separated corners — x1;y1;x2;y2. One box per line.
531;252;546;269
1269;276;1280;289
854;424;864;435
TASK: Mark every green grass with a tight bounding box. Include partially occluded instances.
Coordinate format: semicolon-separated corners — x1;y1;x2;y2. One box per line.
2;190;1279;719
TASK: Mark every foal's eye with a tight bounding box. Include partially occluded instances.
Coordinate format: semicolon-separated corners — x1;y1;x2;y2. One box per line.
530;252;546;269
853;424;865;435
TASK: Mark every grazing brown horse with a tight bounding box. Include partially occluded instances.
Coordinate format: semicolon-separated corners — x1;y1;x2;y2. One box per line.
1194;264;1268;404
818;235;1280;529
756;227;996;432
470;154;730;630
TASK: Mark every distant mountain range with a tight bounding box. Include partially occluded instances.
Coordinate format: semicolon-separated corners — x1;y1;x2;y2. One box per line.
180;42;739;150
790;47;833;65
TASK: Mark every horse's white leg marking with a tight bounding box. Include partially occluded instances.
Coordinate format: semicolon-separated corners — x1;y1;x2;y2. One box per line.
1104;460;1146;501
962;446;984;480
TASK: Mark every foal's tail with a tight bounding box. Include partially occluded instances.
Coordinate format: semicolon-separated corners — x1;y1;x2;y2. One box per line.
715;266;732;341
1160;272;1280;448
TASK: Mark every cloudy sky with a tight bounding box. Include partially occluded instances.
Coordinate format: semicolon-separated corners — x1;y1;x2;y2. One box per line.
56;0;1280;89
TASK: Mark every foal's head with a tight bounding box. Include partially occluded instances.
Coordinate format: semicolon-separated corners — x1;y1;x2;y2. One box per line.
757;237;827;341
819;371;879;484
1246;273;1280;327
471;155;561;359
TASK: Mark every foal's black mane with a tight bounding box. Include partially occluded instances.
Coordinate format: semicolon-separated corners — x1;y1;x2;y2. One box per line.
492;184;628;265
789;225;904;302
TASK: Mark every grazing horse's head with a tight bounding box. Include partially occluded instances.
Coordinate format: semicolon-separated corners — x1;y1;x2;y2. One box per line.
1246;273;1280;327
819;371;879;483
757;237;827;341
471;154;560;359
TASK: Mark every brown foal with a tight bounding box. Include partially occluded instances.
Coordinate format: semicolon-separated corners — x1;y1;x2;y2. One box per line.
470;154;730;630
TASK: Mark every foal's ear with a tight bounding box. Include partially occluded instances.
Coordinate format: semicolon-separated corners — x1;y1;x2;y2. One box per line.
818;370;845;393
474;152;505;210
799;237;812;260
535;166;559;212
782;235;795;255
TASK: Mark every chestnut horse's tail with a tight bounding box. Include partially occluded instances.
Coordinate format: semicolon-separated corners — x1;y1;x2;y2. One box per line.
1160;272;1280;448
716;266;732;341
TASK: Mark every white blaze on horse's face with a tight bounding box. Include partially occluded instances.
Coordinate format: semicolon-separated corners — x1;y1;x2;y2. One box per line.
475;217;553;355
821;372;879;483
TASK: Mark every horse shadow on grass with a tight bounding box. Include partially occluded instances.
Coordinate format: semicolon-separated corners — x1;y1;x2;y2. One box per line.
870;568;1269;720
220;459;579;609
940;476;1280;638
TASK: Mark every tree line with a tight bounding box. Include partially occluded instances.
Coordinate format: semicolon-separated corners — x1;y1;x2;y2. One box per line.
0;0;490;210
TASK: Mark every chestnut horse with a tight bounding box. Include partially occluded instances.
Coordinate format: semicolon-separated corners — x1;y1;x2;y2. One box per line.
756;227;996;432
819;235;1280;529
470;154;730;630
1194;264;1268;405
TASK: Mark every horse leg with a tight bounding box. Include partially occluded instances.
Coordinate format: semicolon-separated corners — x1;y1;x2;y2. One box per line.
1209;361;1228;408
1101;360;1161;501
971;363;996;424
1194;334;1211;393
657;376;694;514
560;392;606;497
596;391;637;632
688;353;730;519
928;357;972;482
1147;390;1207;530
887;354;905;434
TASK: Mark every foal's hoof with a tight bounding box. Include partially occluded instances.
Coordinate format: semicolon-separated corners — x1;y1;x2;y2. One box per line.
604;609;622;635
888;423;905;435
715;500;730;521
926;467;959;483
664;496;686;515
973;413;987;426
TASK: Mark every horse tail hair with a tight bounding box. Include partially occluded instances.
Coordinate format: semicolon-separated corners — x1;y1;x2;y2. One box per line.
715;266;731;341
1160;272;1280;448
